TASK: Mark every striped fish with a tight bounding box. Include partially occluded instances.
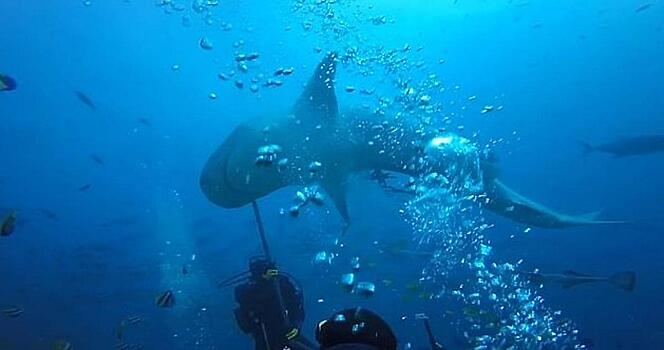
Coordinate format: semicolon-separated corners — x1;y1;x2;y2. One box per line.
155;290;175;308
124;315;143;326
2;307;23;318
116;315;143;340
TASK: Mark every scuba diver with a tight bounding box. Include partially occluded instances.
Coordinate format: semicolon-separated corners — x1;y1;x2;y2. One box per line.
220;201;445;350
218;201;315;349
220;256;315;350
222;261;414;350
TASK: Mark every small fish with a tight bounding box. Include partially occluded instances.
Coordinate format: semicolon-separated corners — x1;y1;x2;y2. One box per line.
124;315;143;326
245;52;260;61
264;79;283;88
462;306;480;317
1;211;18;237
75;91;96;110
579;337;595;349
116;314;143;340
635;3;652;12
53;340;74;350
0;73;17;91
155;290;175;308
2;307;23;318
199;37;213;50
90;154;104;165
404;282;420;292
138;117;151;127
181;265;188;275
77;184;92;192
39;208;59;221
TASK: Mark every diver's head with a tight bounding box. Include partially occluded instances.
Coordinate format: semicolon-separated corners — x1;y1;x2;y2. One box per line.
249;257;276;280
316;308;397;350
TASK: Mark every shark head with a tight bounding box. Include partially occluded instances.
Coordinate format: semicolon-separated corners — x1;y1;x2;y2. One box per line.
200;53;339;209
199;124;285;208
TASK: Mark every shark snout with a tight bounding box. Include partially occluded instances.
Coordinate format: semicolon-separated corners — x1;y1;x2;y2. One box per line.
199;149;252;208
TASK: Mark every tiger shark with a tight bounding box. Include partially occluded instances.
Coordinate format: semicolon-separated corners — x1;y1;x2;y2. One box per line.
200;53;620;230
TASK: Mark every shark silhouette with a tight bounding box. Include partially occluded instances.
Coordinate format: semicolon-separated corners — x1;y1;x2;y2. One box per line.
200;53;620;230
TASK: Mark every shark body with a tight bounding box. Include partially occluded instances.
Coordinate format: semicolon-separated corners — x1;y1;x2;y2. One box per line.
200;53;617;229
523;270;636;292
581;135;664;158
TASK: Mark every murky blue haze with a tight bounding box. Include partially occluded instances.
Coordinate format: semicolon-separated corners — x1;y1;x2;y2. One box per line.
0;1;663;349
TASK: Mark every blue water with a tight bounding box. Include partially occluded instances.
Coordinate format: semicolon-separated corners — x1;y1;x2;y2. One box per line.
1;1;663;349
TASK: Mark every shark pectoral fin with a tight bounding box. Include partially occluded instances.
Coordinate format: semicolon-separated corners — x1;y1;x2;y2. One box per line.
292;52;338;121
321;175;350;228
484;179;554;224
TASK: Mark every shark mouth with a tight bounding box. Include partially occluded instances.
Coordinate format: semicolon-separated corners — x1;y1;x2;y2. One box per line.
200;134;258;208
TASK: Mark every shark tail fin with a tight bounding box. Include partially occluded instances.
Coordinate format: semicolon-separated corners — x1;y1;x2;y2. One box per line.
579;141;594;157
609;271;636;292
578;211;629;225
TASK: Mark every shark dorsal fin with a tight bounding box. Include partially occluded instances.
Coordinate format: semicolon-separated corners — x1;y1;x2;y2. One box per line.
292;52;338;121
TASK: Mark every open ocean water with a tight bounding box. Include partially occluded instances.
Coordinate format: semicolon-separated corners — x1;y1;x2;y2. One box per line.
1;1;663;349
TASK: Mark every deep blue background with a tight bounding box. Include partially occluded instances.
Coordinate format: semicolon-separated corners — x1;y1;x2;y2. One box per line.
0;0;662;349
